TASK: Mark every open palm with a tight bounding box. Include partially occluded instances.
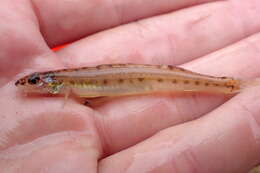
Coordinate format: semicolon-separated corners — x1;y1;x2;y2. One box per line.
1;0;260;172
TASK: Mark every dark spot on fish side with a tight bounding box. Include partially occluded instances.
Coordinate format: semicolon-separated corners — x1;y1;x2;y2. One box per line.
80;67;88;70
184;80;189;84
138;78;144;82
168;65;174;69
103;79;108;85
158;78;163;82
118;79;124;83
96;65;101;69
195;81;200;85
70;81;75;85
172;79;177;83
205;82;210;86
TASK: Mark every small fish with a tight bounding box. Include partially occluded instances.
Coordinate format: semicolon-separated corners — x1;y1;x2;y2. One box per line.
15;64;259;105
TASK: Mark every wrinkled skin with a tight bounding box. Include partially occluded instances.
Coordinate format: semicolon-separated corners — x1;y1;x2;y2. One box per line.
1;0;260;172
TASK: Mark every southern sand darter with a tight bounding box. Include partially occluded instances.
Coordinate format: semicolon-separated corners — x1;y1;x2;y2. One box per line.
15;64;260;105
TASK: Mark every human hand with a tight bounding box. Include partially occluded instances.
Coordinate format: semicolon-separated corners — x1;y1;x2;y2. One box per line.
1;0;260;172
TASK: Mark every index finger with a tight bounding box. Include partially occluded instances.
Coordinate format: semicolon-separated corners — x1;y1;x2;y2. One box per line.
32;0;221;47
0;0;51;85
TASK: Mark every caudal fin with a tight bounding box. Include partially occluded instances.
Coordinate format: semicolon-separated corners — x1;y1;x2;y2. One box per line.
240;78;260;91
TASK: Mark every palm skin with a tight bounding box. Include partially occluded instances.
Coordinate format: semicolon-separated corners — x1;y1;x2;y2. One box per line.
1;0;260;172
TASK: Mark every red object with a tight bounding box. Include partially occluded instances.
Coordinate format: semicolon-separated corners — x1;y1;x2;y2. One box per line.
52;44;68;51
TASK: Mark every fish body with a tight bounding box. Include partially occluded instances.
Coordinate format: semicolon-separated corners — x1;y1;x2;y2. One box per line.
15;64;242;98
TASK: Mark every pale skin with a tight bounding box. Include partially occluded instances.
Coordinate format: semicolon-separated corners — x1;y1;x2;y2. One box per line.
1;0;260;172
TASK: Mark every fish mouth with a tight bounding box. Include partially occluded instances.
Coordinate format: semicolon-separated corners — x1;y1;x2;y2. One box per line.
15;78;27;86
16;85;49;94
15;80;20;86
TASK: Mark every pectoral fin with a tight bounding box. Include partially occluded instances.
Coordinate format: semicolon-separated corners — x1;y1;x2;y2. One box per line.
83;96;113;107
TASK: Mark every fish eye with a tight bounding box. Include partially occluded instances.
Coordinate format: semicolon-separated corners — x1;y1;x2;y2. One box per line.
28;73;40;85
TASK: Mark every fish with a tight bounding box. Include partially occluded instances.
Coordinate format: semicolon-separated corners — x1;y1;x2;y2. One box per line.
15;63;259;105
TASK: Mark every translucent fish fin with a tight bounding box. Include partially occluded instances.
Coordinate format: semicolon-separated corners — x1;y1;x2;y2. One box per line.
62;89;71;108
240;78;260;91
83;97;112;107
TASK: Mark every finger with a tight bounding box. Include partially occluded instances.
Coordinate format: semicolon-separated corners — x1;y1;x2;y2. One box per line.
0;84;102;172
0;131;100;173
95;32;260;155
99;86;260;173
0;82;96;150
32;0;220;47
0;0;52;84
57;0;260;67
